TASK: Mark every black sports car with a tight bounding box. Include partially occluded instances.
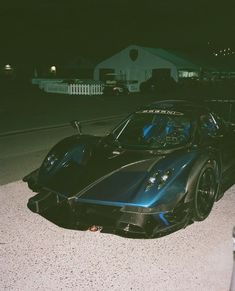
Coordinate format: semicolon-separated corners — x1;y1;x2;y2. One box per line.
24;100;235;238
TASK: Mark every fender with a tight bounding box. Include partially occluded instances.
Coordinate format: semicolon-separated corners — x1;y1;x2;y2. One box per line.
38;134;102;184
45;134;101;158
184;148;221;203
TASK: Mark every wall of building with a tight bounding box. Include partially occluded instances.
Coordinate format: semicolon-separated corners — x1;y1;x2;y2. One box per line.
94;46;178;91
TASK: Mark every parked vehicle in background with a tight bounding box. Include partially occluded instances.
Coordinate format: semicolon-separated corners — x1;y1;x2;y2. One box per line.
140;76;176;94
103;80;139;95
103;79;128;95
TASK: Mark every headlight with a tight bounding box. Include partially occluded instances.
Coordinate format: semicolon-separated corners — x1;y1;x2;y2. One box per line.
144;169;172;192
43;153;58;171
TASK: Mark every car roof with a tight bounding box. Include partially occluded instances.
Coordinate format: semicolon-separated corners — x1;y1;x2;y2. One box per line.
140;100;209;116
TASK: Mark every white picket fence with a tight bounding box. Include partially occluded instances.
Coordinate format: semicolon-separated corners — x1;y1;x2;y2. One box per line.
68;84;104;95
41;81;104;95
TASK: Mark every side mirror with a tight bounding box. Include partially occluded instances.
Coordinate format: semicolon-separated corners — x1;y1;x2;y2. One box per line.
70;120;82;135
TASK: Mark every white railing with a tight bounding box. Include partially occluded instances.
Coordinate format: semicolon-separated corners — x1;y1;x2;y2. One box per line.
43;83;104;95
32;78;104;95
68;84;104;95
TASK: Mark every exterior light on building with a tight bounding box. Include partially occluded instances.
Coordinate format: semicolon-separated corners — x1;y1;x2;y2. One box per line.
5;64;12;70
178;70;199;78
50;65;56;73
3;64;14;77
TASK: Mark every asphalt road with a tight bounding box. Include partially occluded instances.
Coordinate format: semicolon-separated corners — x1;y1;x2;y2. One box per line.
0;89;150;134
0;116;123;185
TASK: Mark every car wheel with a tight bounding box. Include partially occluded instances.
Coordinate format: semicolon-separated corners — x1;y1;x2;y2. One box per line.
192;161;219;221
113;89;120;96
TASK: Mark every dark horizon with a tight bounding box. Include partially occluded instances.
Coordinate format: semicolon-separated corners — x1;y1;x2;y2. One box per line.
0;1;234;64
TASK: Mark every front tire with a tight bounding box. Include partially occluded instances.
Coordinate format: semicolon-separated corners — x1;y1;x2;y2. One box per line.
113;89;120;96
192;161;219;221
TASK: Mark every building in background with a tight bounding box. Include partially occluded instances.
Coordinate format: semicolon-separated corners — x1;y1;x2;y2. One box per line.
94;45;203;92
94;45;235;92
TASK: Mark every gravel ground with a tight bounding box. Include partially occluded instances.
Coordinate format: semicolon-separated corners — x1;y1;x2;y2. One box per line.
0;181;234;291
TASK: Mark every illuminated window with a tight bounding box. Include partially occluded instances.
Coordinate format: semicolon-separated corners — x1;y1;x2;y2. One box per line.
178;70;199;78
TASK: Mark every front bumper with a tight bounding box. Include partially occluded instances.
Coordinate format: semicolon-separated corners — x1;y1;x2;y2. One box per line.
26;187;191;238
24;169;191;238
23;169;41;192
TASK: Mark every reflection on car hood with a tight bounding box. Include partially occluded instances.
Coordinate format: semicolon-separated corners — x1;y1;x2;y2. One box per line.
75;157;158;205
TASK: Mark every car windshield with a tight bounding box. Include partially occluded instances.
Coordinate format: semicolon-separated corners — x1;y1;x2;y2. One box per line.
114;111;193;150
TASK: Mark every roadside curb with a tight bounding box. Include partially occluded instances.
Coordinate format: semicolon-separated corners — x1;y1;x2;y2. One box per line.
0;114;126;138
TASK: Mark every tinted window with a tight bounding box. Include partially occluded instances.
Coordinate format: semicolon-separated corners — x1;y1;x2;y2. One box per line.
114;112;192;149
199;113;221;138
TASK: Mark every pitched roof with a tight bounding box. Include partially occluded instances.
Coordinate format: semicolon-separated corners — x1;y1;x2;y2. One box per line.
141;46;235;72
141;47;201;70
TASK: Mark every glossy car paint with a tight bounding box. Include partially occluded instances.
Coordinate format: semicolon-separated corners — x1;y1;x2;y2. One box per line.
24;100;235;238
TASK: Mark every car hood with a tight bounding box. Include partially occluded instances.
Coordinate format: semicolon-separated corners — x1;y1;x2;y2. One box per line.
39;140;197;209
75;156;158;205
72;146;197;208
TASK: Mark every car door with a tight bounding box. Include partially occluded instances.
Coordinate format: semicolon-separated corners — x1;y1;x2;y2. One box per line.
199;112;235;176
212;113;235;173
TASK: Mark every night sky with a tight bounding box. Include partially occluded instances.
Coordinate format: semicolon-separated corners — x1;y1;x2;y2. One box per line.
0;0;234;64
